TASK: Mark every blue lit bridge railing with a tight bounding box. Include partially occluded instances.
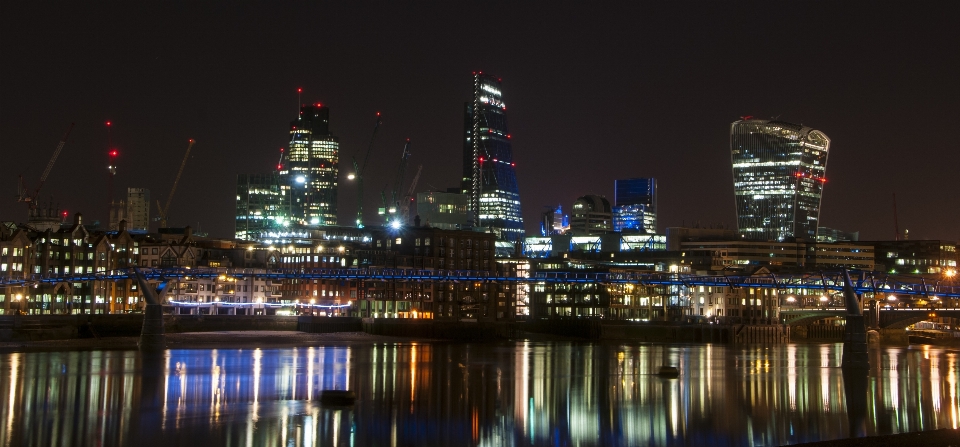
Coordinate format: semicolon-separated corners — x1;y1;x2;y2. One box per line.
1;268;958;298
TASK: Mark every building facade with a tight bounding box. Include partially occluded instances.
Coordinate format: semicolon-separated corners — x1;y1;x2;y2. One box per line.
126;188;151;231
462;73;524;242
281;104;339;226
570;195;613;236
416;190;469;230
730;119;830;241
540;205;569;236
235;173;289;241
613;178;657;233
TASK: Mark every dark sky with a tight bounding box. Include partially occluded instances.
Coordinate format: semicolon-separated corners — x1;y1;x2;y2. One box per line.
2;2;958;241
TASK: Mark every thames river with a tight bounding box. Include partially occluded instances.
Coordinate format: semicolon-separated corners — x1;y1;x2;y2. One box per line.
0;342;956;446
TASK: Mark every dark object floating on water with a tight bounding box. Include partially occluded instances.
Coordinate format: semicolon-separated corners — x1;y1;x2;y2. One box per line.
658;366;680;378
319;390;357;406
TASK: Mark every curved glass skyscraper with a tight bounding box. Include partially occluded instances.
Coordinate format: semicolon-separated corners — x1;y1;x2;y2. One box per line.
282;104;339;226
462;73;524;242
730;119;830;241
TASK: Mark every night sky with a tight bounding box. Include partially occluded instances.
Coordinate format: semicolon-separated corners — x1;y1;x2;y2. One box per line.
2;2;958;241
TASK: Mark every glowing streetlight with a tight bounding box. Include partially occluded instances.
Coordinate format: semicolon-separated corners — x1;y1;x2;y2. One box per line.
347;173;356;180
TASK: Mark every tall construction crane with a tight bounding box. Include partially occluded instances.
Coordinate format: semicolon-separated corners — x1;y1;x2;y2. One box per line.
349;112;382;228
155;139;196;228
383;139;412;226
398;165;422;224
17;123;74;210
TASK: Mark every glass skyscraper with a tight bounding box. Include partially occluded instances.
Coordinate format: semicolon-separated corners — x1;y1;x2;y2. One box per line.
462;73;524;242
235;173;288;240
730;119;830;241
281;104;339;226
613;178;657;234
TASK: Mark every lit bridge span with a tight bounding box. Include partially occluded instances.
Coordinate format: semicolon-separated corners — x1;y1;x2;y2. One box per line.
780;308;960;328
2;267;959;298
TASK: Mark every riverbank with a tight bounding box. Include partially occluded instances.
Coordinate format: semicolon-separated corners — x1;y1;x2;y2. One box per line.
786;428;959;446
0;330;431;352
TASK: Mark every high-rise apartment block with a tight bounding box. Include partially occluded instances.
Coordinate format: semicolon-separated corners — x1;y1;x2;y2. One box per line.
613;178;656;234
462;73;524;242
730;119;830;241
280;104;339;226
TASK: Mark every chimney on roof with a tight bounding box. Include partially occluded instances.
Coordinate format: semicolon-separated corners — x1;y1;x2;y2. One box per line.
74;213;82;226
119;220;126;232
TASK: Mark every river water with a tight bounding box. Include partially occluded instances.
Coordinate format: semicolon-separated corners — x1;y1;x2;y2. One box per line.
0;342;956;447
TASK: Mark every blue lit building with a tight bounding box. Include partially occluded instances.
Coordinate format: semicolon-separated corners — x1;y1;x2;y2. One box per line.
613;178;657;234
462;73;524;242
730;119;830;241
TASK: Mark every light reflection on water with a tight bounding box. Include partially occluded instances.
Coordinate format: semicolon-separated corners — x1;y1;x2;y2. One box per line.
0;342;956;446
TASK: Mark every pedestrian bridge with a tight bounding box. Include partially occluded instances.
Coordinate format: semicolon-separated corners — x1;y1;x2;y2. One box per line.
781;308;960;329
2;267;959;298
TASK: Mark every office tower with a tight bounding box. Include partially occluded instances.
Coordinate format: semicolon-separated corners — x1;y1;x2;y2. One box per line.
125;188;150;231
462;73;524;242
730;118;830;241
540;205;569;236
235;173;289;241
613;178;657;233
280;104;339;226
570;194;613;236
416;190;470;230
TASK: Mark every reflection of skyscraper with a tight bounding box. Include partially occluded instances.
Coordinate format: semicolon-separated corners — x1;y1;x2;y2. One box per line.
730;119;830;241
462;73;524;242
613;178;656;233
281;104;339;226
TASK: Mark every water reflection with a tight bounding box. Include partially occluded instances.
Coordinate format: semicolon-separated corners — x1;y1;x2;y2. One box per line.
0;343;956;446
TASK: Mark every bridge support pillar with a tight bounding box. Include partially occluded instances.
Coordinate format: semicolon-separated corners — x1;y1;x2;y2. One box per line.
841;315;869;369
139;304;166;351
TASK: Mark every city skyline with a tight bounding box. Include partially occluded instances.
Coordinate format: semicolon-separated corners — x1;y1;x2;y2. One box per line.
1;3;958;241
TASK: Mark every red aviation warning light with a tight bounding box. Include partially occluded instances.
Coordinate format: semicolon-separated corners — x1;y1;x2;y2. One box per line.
297;88;302;93
105;121;112;127
818;177;827;183
109;149;118;157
